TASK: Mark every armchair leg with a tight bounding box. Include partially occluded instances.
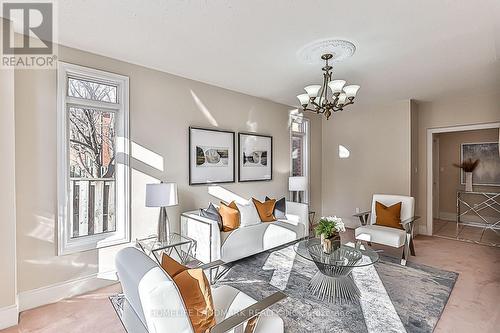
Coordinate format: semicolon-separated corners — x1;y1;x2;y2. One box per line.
409;238;416;256
401;233;411;266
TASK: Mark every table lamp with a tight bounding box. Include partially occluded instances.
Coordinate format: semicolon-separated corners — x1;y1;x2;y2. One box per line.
146;182;178;243
289;176;307;203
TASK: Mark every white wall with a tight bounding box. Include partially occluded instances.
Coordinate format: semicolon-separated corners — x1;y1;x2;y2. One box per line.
0;62;18;327
321;100;412;228
13;43;322;301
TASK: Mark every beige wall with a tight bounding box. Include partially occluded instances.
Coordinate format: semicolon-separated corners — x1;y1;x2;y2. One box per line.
437;129;499;215
0;63;17;310
416;91;500;234
321;99;412;227
14;43;322;294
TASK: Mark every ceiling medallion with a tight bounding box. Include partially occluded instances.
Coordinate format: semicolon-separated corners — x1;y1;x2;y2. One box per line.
297;39;356;65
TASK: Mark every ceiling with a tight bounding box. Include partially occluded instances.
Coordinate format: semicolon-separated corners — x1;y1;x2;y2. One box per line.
54;0;500;106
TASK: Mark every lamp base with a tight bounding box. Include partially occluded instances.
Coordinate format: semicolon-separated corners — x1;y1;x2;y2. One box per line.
158;207;171;243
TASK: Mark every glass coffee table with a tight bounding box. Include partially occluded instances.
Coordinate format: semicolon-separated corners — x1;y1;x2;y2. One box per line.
294;238;379;303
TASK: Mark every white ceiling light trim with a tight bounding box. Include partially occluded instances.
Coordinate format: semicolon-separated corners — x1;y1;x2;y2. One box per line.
298;39;356;65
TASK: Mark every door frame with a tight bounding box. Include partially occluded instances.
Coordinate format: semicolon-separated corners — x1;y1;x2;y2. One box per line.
432;136;440;219
426;122;500;235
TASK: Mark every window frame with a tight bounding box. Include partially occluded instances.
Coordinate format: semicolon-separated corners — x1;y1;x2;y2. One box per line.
290;116;310;203
57;62;130;255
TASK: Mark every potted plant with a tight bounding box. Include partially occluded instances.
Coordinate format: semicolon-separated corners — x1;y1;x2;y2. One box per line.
315;216;345;254
454;158;479;192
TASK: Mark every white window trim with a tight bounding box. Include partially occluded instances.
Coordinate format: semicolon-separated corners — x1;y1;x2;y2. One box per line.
290;117;310;203
57;62;130;255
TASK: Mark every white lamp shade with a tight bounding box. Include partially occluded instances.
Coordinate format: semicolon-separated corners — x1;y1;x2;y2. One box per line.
343;85;360;98
145;183;178;207
337;93;347;105
328;80;346;93
297;93;310;106
289;176;307;191
304;85;322;98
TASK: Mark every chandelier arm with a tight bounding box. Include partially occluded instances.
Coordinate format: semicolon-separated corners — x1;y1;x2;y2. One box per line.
303;107;323;114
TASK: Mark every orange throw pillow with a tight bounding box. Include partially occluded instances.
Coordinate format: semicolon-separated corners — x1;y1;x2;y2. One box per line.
375;201;403;229
161;254;216;333
218;201;240;231
252;198;277;222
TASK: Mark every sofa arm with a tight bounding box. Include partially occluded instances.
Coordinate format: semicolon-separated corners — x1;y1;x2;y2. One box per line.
181;211;221;263
285;201;309;236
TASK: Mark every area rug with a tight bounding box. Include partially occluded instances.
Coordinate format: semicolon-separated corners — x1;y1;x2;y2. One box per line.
214;244;458;333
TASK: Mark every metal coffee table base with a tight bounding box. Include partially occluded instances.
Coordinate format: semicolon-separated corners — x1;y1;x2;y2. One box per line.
308;271;360;303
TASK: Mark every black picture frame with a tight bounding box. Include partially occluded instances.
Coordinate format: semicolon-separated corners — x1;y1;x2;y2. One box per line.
189;127;236;185
238;132;273;182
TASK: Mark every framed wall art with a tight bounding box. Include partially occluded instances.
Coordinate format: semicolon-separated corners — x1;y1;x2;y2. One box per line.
238;133;273;182
461;142;500;186
189;127;235;185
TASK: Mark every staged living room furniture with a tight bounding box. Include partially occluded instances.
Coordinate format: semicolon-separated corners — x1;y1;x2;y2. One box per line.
181;201;309;263
294;238;379;303
353;194;419;265
114;247;286;333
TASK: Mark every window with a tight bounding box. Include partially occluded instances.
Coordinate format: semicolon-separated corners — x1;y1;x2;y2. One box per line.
57;62;130;255
290;116;310;203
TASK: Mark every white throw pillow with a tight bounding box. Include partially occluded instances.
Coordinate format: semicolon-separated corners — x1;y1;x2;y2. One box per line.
235;199;261;227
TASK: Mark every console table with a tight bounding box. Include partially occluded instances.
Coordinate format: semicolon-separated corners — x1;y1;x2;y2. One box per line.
456;190;500;235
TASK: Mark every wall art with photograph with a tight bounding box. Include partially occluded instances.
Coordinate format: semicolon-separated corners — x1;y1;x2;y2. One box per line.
238;133;272;182
189;127;235;185
461;142;500;186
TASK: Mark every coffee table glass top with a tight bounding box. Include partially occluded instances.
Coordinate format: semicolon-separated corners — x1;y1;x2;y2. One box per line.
294;238;379;268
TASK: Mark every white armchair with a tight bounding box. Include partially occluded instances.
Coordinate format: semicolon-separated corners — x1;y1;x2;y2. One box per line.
115;247;286;333
353;194;418;265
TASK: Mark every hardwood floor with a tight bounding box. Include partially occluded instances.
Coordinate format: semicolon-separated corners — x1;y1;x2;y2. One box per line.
2;233;499;333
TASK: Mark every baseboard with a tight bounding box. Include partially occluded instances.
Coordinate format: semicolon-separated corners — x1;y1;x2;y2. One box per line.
438;212;456;222
0;304;19;329
18;270;117;312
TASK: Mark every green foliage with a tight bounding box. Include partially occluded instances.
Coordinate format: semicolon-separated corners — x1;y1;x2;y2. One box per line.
315;218;336;238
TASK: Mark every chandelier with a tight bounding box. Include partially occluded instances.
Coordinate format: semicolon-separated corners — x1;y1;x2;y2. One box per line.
297;53;360;120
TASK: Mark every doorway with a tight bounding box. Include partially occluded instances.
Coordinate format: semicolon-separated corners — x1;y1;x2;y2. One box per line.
428;124;500;247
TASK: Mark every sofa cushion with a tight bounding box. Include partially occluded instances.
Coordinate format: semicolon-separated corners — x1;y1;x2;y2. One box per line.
266;196;286;219
219;201;240;232
355;224;406;248
252;198;276;222
235;199;262;227
200;203;222;230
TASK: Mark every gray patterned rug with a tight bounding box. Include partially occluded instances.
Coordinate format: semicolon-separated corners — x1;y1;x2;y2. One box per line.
214;244;457;333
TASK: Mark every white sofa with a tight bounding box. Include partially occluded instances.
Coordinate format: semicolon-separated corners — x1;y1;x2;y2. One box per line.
181;201;309;263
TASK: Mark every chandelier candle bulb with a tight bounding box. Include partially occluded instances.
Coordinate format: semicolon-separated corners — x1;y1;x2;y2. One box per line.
304;85;322;98
343;85;360;98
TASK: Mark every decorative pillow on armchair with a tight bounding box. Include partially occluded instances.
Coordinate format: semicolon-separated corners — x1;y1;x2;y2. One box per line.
266;196;286;219
375;201;403;229
161;254;216;333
